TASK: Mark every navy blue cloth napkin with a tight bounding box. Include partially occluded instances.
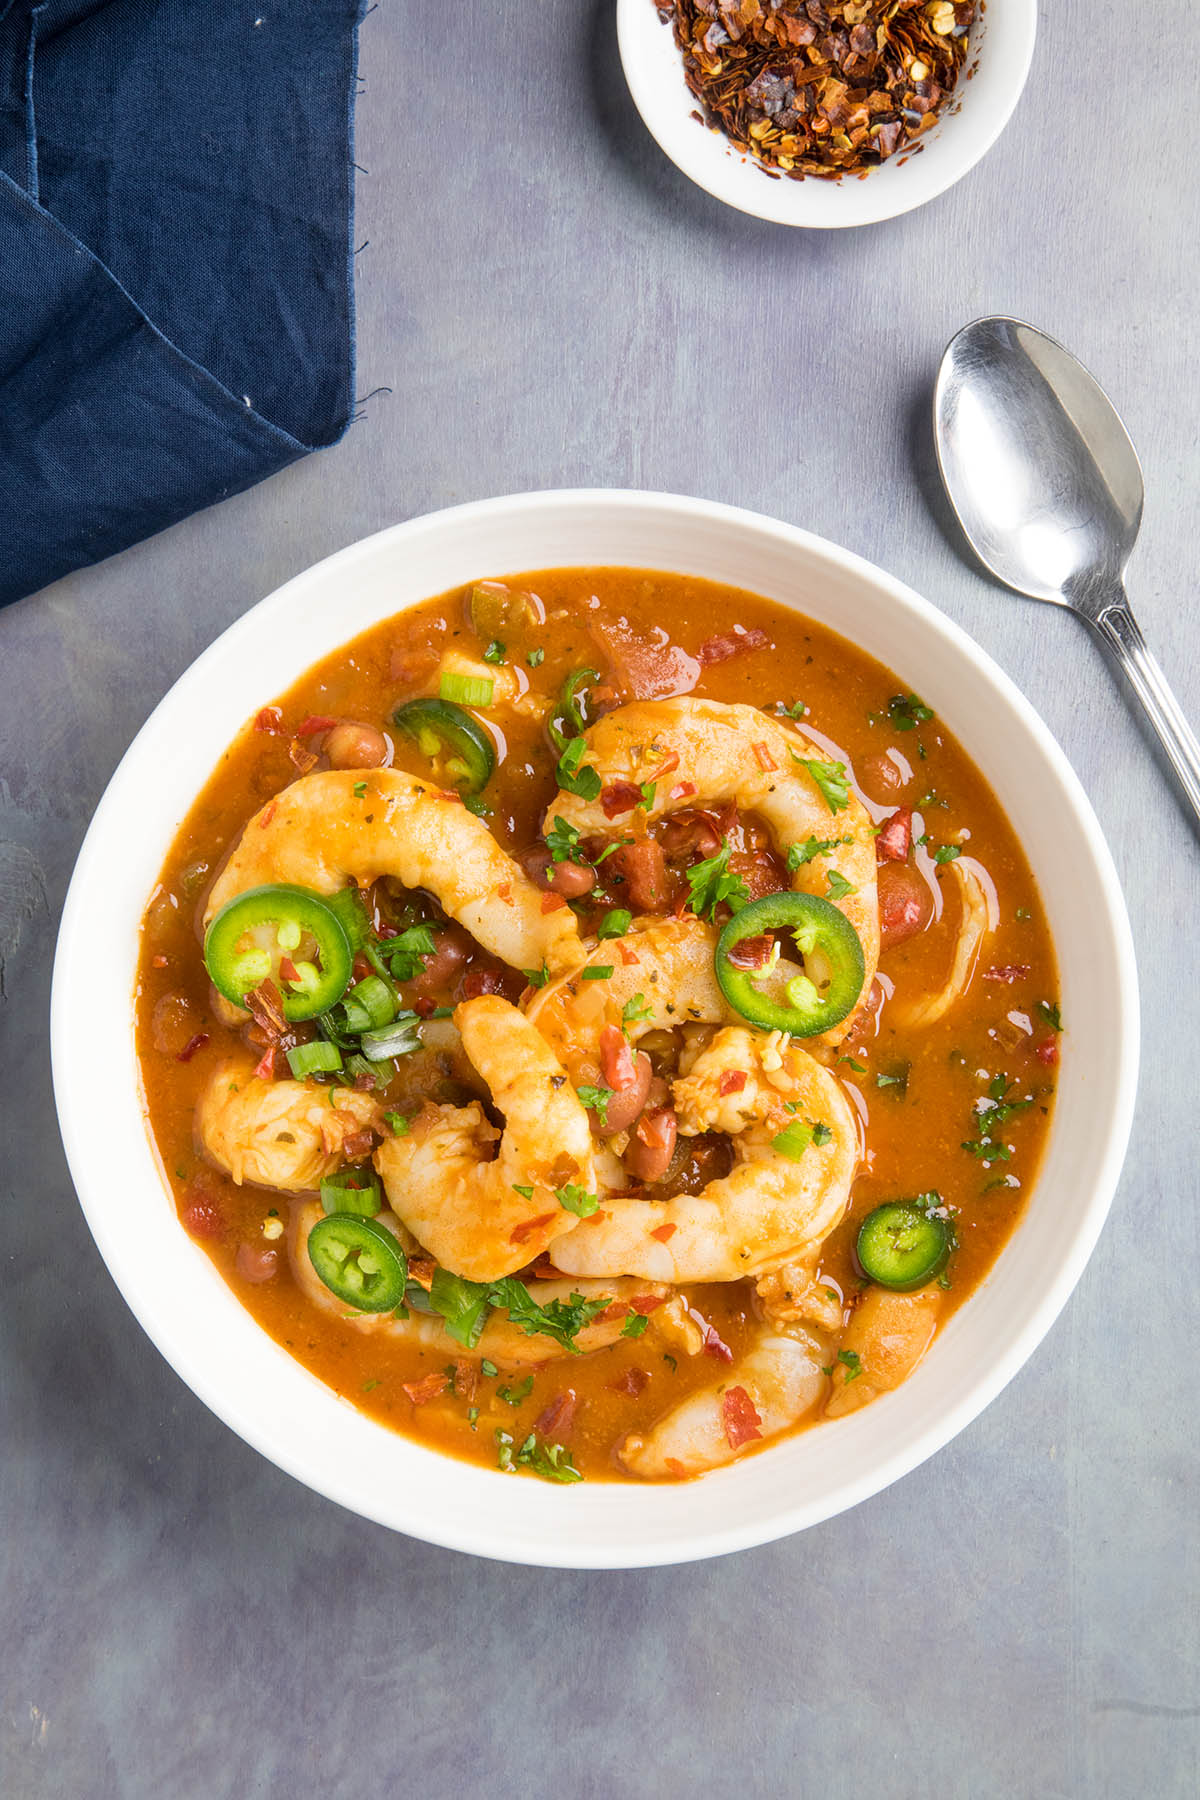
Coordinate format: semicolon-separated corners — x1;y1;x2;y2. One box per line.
0;0;365;607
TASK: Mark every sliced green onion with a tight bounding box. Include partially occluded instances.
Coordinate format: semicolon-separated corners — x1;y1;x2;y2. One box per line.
360;1016;422;1060
344;1052;390;1086
582;966;614;981
320;1169;382;1217
772;1118;814;1160
346;975;396;1030
439;672;495;708
286;1040;344;1079
323;886;371;950
597;909;632;939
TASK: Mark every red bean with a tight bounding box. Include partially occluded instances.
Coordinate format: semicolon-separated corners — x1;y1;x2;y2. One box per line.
859;749;911;804
877;862;933;950
235;1242;279;1284
324;722;388;769
876;807;913;864
595;1048;653;1134
409;925;471;994
625;1107;678;1182
520;847;595;897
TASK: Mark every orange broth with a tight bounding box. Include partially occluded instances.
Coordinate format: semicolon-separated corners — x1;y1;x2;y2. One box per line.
135;568;1058;1481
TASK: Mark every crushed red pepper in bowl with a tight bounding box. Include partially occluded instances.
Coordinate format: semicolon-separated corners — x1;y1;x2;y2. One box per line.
654;0;976;180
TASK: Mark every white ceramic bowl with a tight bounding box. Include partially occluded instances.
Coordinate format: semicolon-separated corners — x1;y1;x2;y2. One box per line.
52;490;1136;1567
616;0;1037;228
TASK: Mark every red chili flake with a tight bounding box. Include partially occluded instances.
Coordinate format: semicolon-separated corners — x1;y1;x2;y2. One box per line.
608;1366;651;1398
253;705;283;734
722;1385;763;1450
601;781;643;819
670;781;698;800
342;1129;376;1161
175;1032;209;1063
296;714;337;737
725;933;773;971
454;1359;479;1404
751;740;777;773
875;807;913;863
983;964;1032;984
497;882;512;902
664;1457;688;1479
402;1372;449;1407
529;1255;563;1280
436;788;463;803
1035;1035;1060;1067
534;1390;577;1438
617;942;640;966
600;1023;638;1091
151;954;169;969
252;1044;277;1082
718;1069;748;1096
629;1294;665;1315
540;892;568;913
181;1198;224;1241
702;1323;734;1363
278;956;300;986
288;739;318;775
657;2;976;182
510;1211;558;1245
650;1222;677;1244
696;626;769;666
257;801;278;830
645;751;680;782
245;979;287;1037
462;968;505;999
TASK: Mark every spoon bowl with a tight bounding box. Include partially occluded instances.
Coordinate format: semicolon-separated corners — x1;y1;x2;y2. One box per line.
934;316;1200;825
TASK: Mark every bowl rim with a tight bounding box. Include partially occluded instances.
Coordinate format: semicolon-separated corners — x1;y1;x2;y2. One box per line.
51;487;1139;1567
615;0;1039;229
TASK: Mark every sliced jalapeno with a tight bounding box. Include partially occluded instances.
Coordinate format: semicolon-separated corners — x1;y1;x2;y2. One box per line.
307;1214;407;1311
204;884;353;1022
856;1201;952;1292
714;891;865;1037
548;665;601;753
392;697;495;794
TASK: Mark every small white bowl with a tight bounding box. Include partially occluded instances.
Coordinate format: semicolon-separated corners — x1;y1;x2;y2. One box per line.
617;0;1037;228
52;490;1136;1567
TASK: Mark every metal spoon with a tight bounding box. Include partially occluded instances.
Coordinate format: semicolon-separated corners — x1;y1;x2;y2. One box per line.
933;315;1200;826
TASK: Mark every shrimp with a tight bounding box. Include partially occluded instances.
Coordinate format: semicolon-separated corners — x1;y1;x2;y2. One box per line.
619;1327;831;1479
196;1054;379;1190
289;1200;695;1366
823;1284;943;1418
204;768;582;989
524;915;741;1087
373;996;597;1281
548;1026;858;1283
544;698;879;1035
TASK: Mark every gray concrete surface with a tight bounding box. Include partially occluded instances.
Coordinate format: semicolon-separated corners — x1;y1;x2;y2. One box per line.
3;2;1198;1796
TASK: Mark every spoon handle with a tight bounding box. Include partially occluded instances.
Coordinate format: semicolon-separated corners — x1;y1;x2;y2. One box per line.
1090;595;1200;826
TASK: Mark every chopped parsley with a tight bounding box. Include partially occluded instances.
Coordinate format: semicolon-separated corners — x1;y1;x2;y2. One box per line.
556;737;601;802
933;844;961;865
462;793;492;817
511;1183;535;1200
838;1055;867;1074
1036;1000;1062;1031
836;1349;863;1382
524;963;551;988
383;1110;411;1136
497;1375;533;1407
621;993;652;1035
545;815;584;863
686;838;749;921
353;780;368;798
787;833;850;870
962;1074;1034;1165
887;694;934;732
597;908;632;939
795;755;850;814
811;1121;834;1146
555;1183;600;1219
483;640;506;664
621;1312;650;1340
496;1429;582;1484
826;869;857;901
874;1061;910;1097
527;647;544;667
381;923;438;981
576;1085;614;1126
